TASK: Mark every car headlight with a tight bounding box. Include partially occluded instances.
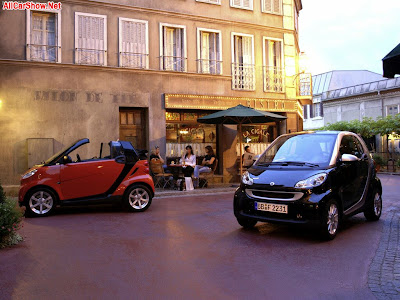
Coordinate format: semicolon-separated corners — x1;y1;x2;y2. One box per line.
295;173;327;189
242;171;253;185
22;169;37;179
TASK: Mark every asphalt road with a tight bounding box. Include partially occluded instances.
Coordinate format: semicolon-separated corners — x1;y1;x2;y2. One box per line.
0;174;398;300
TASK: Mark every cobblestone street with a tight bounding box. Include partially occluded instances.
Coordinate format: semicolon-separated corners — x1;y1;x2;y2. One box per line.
368;174;400;300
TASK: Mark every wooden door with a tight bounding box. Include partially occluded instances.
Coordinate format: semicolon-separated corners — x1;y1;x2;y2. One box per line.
119;109;146;150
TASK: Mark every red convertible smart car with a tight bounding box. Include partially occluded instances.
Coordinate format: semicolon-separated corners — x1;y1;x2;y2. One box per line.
19;138;155;217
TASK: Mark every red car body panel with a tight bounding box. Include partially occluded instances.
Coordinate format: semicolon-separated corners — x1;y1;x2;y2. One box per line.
19;140;155;206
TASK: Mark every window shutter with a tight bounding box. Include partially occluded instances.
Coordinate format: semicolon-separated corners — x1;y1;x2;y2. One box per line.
77;14;105;65
242;36;252;65
243;0;251;9
120;20;147;68
273;0;281;14
309;104;314;118
303;106;308;119
232;0;241;7
320;102;324;117
263;0;272;12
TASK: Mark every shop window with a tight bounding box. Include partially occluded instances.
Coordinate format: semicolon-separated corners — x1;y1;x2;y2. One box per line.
26;10;61;62
75;12;107;66
160;24;186;72
119;18;148;68
197;29;222;74
238;124;276;155
231;33;255;90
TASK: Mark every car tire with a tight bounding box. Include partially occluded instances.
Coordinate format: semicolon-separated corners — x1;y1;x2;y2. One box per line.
320;200;340;240
124;184;152;212
237;217;257;229
25;187;57;217
364;189;382;221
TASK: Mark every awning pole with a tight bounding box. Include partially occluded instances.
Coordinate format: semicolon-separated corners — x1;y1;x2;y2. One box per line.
239;123;243;176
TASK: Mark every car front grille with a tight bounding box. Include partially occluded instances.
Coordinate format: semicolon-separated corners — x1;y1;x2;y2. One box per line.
245;189;304;201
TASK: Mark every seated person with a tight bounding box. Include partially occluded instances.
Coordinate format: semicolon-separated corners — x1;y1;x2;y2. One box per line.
180;145;196;191
150;146;169;172
242;146;255;168
194;146;216;188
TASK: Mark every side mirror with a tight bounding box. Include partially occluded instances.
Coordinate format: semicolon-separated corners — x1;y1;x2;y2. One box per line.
115;155;126;164
341;154;358;162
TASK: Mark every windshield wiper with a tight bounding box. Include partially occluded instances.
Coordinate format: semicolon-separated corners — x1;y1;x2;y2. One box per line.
257;161;319;167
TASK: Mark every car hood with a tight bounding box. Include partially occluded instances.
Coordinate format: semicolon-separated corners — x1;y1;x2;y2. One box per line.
248;166;330;188
44;138;89;165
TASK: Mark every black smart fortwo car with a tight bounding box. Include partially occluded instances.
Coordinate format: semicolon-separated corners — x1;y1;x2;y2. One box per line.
234;131;383;240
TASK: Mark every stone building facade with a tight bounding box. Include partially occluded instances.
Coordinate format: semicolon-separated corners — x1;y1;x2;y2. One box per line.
0;0;307;185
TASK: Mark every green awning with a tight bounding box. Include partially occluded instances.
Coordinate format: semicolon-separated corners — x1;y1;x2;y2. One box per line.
383;43;400;78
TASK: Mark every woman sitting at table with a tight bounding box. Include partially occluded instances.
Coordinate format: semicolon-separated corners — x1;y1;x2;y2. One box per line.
180;145;196;190
193;146;216;188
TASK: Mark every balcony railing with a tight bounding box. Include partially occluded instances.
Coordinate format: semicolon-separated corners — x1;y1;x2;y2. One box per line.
196;59;222;74
119;52;148;69
27;44;59;62
231;63;255;90
322;77;400;101
159;56;187;72
297;73;312;97
263;66;284;92
75;48;106;66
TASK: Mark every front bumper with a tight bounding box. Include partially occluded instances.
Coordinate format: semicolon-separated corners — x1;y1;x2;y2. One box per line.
234;187;328;226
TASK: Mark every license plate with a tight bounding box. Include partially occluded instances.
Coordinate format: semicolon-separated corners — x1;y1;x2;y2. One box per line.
254;202;288;214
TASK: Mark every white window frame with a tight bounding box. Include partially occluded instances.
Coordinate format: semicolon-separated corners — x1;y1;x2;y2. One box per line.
26;8;62;63
196;0;221;5
262;37;284;92
261;0;283;15
230;0;253;11
231;32;255;91
118;17;149;69
196;28;223;75
74;12;108;66
386;104;400;117
159;23;187;72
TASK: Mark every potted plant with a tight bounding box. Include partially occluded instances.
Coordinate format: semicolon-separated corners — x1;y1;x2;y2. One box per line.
372;154;385;172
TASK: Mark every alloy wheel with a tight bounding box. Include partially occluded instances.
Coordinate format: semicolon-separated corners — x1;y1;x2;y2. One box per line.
29;191;54;215
128;188;150;210
327;203;339;235
373;192;382;217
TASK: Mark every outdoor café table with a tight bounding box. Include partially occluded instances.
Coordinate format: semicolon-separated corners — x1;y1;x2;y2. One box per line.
167;164;185;189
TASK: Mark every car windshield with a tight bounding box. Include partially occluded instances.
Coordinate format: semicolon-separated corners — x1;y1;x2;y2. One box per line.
255;134;337;167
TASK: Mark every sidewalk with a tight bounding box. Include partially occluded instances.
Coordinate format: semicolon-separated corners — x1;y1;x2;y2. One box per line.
154;184;238;198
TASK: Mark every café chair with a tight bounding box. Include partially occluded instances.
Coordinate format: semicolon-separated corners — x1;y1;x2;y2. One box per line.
199;158;218;188
149;160;173;189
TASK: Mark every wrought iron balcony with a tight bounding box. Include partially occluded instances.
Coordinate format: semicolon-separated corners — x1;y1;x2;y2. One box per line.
196;59;222;74
119;52;149;69
231;63;255;91
159;56;187;72
75;48;106;66
297;73;312;97
27;44;59;62
263;66;284;92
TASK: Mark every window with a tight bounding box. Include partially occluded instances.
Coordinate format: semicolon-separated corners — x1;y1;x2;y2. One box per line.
26;10;61;62
386;105;399;117
75;12;107;66
231;0;253;10
196;0;221;4
160;24;186;72
119;18;148;68
339;135;360;157
197;29;222;74
262;0;282;14
309;99;323;118
231;33;255;90
263;38;283;92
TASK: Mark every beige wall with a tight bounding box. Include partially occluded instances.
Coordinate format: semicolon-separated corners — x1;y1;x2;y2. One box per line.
0;0;304;185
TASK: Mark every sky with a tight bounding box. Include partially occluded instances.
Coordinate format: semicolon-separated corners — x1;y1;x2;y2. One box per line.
299;0;400;76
